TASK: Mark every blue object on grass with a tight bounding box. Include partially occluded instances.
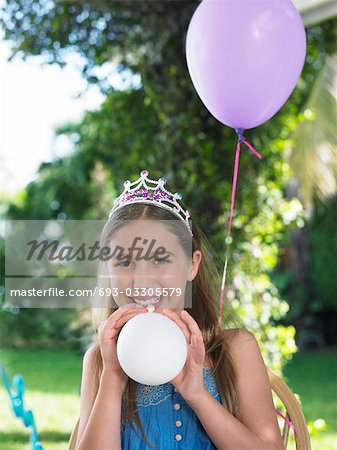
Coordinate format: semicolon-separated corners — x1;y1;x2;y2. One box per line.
1;365;44;450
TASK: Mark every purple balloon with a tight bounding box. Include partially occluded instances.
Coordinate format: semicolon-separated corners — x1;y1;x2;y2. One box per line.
186;0;306;130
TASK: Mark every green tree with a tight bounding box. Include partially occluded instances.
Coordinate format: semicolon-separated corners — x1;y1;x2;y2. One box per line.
1;1;336;368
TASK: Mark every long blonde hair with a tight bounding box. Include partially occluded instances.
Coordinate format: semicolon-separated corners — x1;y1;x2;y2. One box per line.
89;202;244;447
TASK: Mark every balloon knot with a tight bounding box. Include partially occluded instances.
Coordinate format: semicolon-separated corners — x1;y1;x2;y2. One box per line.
235;128;245;143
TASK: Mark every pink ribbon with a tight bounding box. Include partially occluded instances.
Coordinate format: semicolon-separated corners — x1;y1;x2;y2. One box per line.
216;136;297;437
275;408;298;436
217;136;262;325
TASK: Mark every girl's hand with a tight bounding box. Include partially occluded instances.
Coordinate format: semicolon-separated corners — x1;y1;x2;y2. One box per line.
98;303;147;392
161;309;207;403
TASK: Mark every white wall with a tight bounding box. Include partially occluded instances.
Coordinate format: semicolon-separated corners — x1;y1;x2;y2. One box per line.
293;0;337;26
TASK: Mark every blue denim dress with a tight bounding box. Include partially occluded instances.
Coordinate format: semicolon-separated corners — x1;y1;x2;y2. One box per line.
121;367;221;450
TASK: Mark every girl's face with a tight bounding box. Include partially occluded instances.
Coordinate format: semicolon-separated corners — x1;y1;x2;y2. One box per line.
107;220;201;313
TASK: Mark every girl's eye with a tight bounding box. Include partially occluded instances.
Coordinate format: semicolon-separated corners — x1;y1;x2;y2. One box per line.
154;257;170;264
117;259;132;267
116;257;170;267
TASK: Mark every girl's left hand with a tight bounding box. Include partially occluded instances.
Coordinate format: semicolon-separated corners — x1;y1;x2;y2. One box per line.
161;309;207;403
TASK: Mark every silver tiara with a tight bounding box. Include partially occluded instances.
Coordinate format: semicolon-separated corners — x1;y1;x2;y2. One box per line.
108;170;193;236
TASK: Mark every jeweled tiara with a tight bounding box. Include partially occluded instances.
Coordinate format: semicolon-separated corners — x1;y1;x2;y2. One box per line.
108;170;193;236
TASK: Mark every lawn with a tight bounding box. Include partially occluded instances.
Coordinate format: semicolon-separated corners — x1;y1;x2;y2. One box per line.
282;348;337;450
0;347;336;449
0;348;82;450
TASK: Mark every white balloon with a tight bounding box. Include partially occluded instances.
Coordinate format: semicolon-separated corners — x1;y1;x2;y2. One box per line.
117;311;187;385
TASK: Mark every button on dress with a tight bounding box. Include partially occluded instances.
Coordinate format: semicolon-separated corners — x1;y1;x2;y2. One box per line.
121;367;222;450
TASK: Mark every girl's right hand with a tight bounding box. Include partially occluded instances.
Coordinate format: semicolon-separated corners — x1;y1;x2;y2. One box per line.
98;303;147;391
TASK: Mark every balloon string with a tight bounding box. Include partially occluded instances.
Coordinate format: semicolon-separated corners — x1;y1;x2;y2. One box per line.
275;408;298;436
217;135;262;326
216;138;293;436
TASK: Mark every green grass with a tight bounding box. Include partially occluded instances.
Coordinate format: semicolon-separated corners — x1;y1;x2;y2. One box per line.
284;349;337;431
0;348;82;450
282;348;337;450
0;347;336;449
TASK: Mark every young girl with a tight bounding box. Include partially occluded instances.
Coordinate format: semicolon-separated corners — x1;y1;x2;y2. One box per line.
74;170;285;450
